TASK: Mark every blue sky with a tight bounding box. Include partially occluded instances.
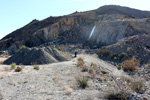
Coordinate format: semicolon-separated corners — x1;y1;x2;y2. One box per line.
0;0;150;39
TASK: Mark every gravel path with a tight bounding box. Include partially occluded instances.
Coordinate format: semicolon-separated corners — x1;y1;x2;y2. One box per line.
0;54;126;100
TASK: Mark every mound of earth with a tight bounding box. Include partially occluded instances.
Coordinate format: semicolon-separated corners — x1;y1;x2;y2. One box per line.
4;46;71;65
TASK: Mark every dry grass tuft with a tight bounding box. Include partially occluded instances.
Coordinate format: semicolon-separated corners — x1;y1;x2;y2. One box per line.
121;76;145;93
15;66;22;72
130;79;145;93
77;57;88;72
0;61;4;64
106;90;127;100
121;57;139;71
89;67;94;74
33;65;40;70
77;57;84;67
81;65;88;72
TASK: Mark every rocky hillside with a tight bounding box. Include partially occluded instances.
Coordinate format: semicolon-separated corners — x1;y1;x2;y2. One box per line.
1;5;150;52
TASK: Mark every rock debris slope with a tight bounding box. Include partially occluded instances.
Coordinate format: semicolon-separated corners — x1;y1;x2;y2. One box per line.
4;46;71;65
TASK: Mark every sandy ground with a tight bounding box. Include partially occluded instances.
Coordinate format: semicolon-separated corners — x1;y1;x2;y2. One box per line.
0;54;137;100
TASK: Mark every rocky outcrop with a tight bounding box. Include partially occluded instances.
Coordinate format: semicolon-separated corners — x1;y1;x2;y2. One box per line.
30;17;84;46
0;17;62;50
89;18;150;47
4;46;71;65
98;34;150;64
1;5;150;51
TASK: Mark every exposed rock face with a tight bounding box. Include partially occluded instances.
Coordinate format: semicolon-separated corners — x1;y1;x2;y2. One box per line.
31;17;84;46
89;18;150;46
99;35;150;64
4;46;71;65
1;5;150;51
0;17;63;49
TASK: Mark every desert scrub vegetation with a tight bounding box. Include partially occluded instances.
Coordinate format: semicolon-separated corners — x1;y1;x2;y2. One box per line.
130;79;145;93
88;62;98;77
97;49;114;57
33;65;40;70
121;57;139;71
77;57;84;67
10;63;17;69
77;57;88;72
76;76;88;89
15;66;22;72
121;76;145;93
106;90;127;100
0;61;4;64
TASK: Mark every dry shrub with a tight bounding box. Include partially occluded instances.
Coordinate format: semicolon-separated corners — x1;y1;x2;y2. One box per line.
0;61;4;64
91;62;99;71
89;67;96;77
89;67;94;74
0;54;9;58
121;76;145;93
33;65;40;70
77;57;88;72
97;49;114;57
107;90;127;100
77;57;84;67
81;65;88;72
121;57;139;71
121;76;133;83
130;79;145;93
15;67;22;72
109;77;128;100
88;62;97;77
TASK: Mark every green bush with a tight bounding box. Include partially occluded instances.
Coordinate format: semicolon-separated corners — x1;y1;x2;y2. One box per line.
76;76;88;89
11;63;17;69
